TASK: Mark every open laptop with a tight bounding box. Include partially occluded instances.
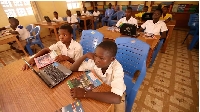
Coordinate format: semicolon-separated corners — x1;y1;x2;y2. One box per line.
44;16;52;22
22;58;72;88
76;11;81;16
120;23;137;37
142;13;153;21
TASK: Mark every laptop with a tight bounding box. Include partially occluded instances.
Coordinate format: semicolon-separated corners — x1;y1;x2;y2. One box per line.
22;58;72;88
120;23;137;37
142;13;153;21
44;16;52;22
76;11;81;16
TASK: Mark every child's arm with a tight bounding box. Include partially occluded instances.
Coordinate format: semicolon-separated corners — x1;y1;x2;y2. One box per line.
54;55;75;63
22;48;51;70
71;88;122;104
0;27;6;31
70;53;94;71
9;30;19;34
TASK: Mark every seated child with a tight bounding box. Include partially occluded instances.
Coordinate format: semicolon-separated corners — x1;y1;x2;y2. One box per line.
138;8;168;39
22;24;83;71
66;10;79;40
81;7;91;16
160;6;172;23
135;6;149;20
9;18;30;53
101;3;114;26
70;41;126;104
80;7;91;30
53;11;64;22
0;17;15;31
93;7;100;30
116;7;138;28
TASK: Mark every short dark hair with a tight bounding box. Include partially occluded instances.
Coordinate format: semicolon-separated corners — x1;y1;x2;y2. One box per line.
144;6;149;9
8;17;14;19
53;11;58;14
155;8;163;15
97;41;117;57
127;7;132;11
11;18;19;24
59;24;73;34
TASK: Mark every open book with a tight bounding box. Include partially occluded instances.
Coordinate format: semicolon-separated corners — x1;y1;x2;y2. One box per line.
56;100;84;112
34;50;58;69
67;70;102;91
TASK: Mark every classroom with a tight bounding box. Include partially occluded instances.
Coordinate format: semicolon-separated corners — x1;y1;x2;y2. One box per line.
0;1;199;112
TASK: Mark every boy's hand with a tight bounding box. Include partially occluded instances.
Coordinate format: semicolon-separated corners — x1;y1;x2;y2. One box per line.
22;59;35;71
85;53;94;60
70;88;86;98
54;55;69;62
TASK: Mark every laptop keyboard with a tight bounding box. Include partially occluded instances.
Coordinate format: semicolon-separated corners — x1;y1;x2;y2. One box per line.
43;64;68;83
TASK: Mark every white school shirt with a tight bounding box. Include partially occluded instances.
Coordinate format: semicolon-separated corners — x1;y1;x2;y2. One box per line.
52;17;63;22
66;15;78;23
116;16;138;28
15;25;30;40
78;59;126;96
93;11;100;16
49;39;83;61
141;20;168;35
81;11;90;16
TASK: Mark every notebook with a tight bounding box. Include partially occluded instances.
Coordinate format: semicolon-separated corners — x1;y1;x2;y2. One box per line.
67;70;102;91
56;100;84;112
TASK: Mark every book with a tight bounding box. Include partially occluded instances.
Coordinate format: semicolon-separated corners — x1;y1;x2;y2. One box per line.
67;70;102;91
34;50;58;69
56;100;84;112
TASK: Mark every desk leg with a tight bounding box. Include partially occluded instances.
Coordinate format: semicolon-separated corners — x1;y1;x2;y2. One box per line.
84;19;87;30
49;28;52;37
91;19;94;30
15;38;29;56
161;26;174;53
0;58;6;66
146;49;153;67
53;27;59;41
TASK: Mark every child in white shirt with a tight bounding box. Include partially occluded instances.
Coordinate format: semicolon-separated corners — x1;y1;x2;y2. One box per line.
8;18;30;53
22;24;83;71
52;11;63;22
81;7;91;16
70;41;126;104
138;9;168;39
116;7;138;28
93;7;100;29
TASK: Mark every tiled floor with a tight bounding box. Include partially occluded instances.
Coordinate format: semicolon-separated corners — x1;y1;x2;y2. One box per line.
0;29;198;112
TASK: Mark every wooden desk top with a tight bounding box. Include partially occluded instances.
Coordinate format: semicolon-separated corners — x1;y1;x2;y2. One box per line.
0;59;112;112
34;21;67;26
0;34;17;41
97;26;160;49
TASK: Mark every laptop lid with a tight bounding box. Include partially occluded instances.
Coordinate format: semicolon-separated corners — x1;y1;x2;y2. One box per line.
142;13;153;21
44;16;51;22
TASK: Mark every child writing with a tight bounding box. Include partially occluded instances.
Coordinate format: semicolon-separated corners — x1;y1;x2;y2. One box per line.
138;9;168;39
70;41;126;104
22;24;83;71
8;18;30;53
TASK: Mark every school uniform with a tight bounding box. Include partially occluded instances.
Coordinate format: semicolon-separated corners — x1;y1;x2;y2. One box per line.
93;11;100;29
81;11;91;16
135;12;145;18
78;59;126;96
102;8;114;26
49;39;83;61
160;13;172;21
141;20;168;35
52;17;64;22
66;15;78;40
12;25;30;50
116;16;138;28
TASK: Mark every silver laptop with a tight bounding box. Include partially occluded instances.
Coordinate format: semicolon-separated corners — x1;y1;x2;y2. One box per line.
22;58;72;88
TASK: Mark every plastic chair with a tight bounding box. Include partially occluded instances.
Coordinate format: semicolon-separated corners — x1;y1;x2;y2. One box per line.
80;30;103;56
182;13;199;44
109;11;125;26
25;26;44;55
26;24;34;36
149;38;165;67
115;37;150;112
188;25;199;50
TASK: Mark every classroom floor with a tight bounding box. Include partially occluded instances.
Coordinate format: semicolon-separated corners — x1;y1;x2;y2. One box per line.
0;28;199;112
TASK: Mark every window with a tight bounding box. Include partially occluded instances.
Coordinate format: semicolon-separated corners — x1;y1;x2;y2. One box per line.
0;1;34;17
66;1;81;9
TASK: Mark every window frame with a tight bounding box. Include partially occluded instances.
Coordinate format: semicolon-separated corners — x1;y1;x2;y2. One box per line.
66;1;81;10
